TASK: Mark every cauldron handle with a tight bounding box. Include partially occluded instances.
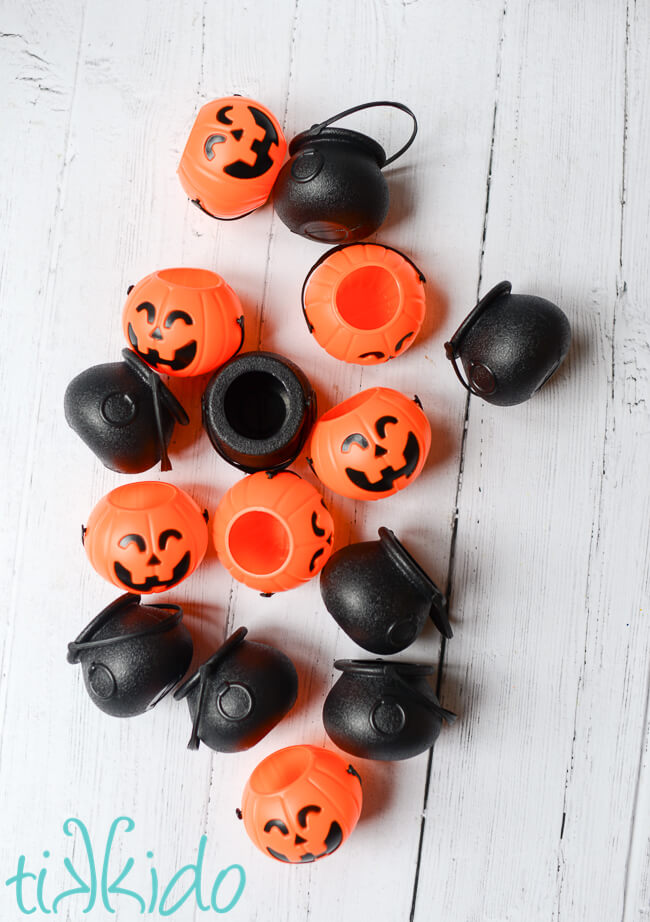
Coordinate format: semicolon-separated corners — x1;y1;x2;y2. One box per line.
306;101;418;167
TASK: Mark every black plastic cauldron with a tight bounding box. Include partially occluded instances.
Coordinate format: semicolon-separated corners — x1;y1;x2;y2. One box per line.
323;659;456;761
202;351;316;473
273;101;418;243
320;527;452;654
174;627;298;752
67;593;193;717
444;281;571;406
64;349;189;472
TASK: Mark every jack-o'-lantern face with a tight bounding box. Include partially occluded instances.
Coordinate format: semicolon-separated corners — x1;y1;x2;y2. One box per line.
112;527;190;592
84;482;209;594
213;472;334;594
178;96;287;220
262;804;344;863
205;102;281;181
122;268;244;378
342;414;420;494
240;745;363;864
302;243;426;365
308;388;431;501
127;300;197;373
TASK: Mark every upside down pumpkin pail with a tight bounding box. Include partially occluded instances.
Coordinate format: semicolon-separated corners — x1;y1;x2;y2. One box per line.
212;471;334;594
302;243;426;365
178;96;287;220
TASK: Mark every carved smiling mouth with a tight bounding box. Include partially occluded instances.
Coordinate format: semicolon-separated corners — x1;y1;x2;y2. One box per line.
345;432;420;493
114;551;191;592
128;323;197;372
265;821;343;864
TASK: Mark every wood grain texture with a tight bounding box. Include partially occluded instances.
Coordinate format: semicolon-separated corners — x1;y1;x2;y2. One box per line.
1;0;649;920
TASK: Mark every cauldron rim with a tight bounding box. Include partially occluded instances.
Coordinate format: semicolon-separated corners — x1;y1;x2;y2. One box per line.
288;126;386;167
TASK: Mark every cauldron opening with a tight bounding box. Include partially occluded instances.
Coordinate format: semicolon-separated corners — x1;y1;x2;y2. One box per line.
224;371;289;440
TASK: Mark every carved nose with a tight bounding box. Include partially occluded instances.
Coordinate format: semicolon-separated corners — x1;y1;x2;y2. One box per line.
147;554;161;566
151;327;163;341
374;445;388;458
294;835;307;845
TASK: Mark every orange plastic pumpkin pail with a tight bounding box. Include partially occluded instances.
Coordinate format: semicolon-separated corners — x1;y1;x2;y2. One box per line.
83;481;208;593
308;387;431;501
240;744;363;863
302;243;426;365
178;96;287;220
123;268;244;378
212;471;334;594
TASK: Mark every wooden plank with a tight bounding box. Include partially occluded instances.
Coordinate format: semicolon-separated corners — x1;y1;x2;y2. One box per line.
413;2;640;920
2;0;649;919
0;0;300;914
194;2;510;920
606;4;650;920
0;0;85;769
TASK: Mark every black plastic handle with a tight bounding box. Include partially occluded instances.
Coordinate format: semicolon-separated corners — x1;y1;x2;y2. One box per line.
444;280;512;394
67;595;183;663
307;101;418;167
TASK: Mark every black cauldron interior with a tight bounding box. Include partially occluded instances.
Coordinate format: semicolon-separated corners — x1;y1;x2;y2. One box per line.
202;351;315;472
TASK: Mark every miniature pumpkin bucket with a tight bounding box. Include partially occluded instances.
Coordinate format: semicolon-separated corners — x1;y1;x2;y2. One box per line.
308;387;431;501
240;744;363;863
122;268;244;378
212;471;334;594
302;243;426;364
178;96;287;220
83;481;208;594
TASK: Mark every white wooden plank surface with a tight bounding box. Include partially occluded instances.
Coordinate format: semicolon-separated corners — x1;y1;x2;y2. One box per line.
1;0;649;920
